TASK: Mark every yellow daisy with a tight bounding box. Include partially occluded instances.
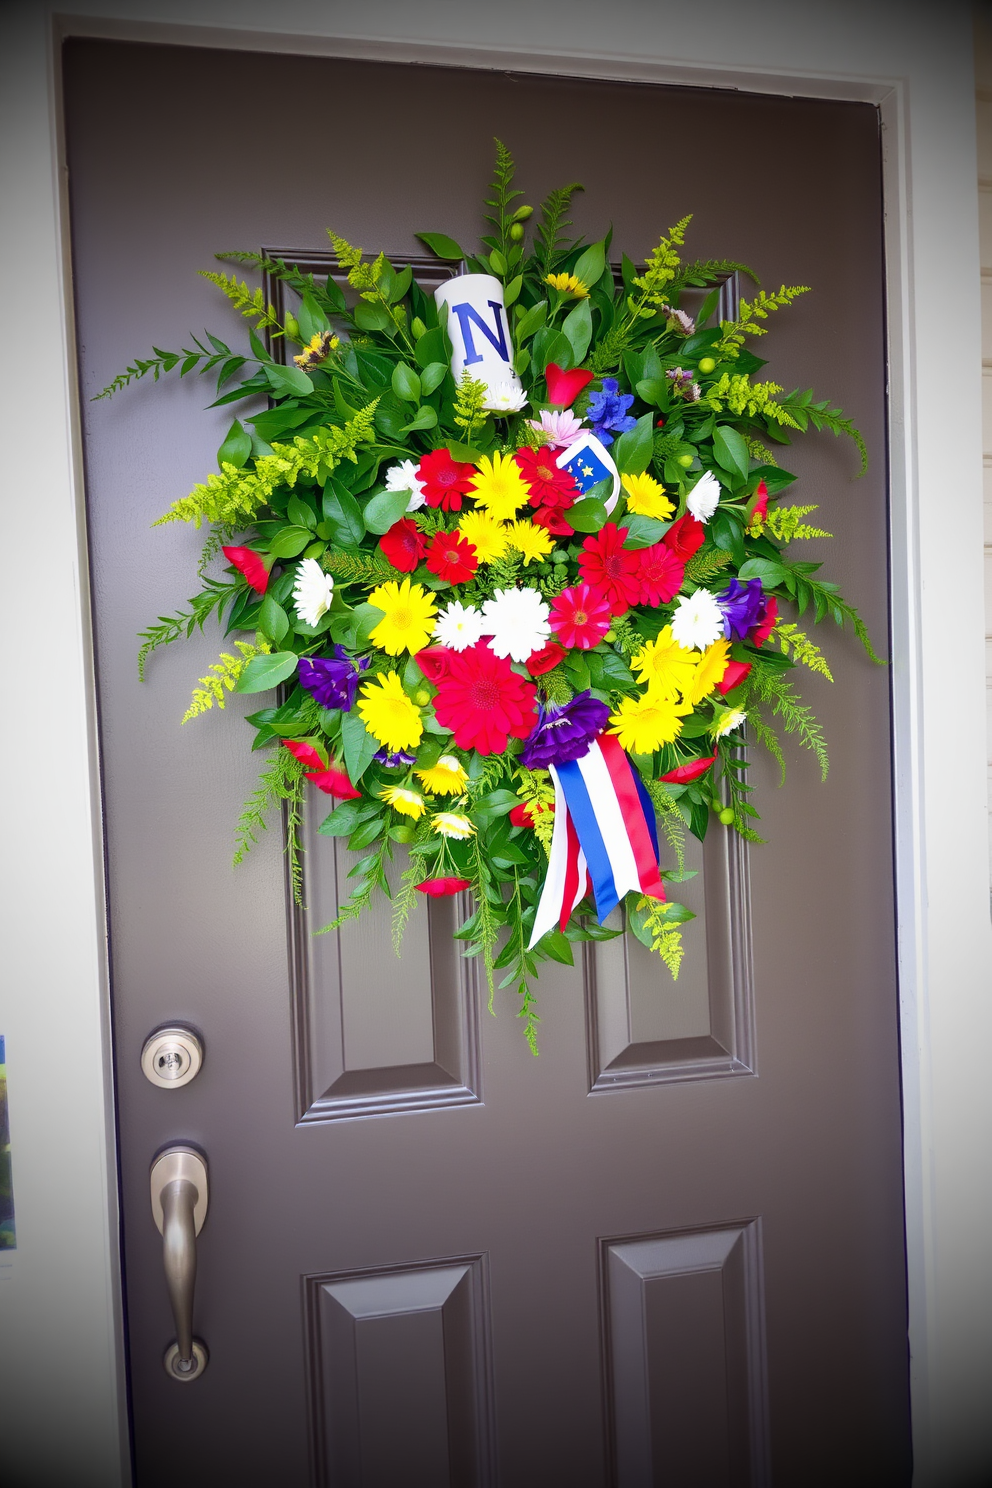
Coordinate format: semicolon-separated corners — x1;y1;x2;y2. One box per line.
380;785;426;820
622;472;675;520
609;690;692;754
357;672;424;753
432;812;475;840
457;509;510;563
545;272;589;298
416;754;468;795
469;451;530;522
682;638;731;706
367;576;437;656
631;627;698;701
503;519;555;565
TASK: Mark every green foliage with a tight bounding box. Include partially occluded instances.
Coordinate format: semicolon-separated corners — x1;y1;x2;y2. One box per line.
534;181;583;275
326;231;384;298
482;138;523;268
684;548;733;584
94;333;244;400
762;503;831;543
704;373;801;427
742;434;779;467
467;834;502;1015
514;768;556;857
233;747;308;904
772;622;834;681
716;285;809;357
775;389;869;476
745;708;787;786
157;405;379;527
137;578;235;681
197;270;281;330
642;778;687;876
452;370;489;443
181;639;269;723
493;871;540;1055
779;561;884;664
628;216;693;318
750;662;830;781
668;259;758;292
322;549;395;584
537;665;573;705
637;897;685;979
316;831;393;934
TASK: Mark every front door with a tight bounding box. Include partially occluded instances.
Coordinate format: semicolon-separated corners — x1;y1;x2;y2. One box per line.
65;38;910;1487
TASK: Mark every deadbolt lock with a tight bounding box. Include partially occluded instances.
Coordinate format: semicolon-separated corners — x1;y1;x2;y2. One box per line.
141;1027;203;1089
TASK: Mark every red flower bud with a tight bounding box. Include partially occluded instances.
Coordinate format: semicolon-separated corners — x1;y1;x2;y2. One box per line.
660;753;717;784
281;738;326;771
222;546;270;594
415;646;454;683
415;877;471;897
749;479;769;528
544;363;594;407
525;641;567;676
717;661;752;695
509;800;555;828
305;768;361;800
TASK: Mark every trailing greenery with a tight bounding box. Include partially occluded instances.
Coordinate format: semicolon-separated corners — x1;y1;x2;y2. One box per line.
762;503;831;543
533;181;583;275
137;579;236;681
196;270;281;330
716;285;810;357
771;622;833;681
750;662;830;781
181;639;270;723
233;747;308;904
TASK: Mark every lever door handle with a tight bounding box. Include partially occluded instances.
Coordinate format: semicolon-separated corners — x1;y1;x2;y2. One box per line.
150;1146;209;1381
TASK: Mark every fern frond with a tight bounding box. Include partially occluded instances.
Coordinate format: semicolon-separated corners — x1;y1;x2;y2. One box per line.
772;622;833;681
716;285;809;357
197;270;280;330
467;755;509;800
704;373;801;428
316;832;393;934
750;664;829;780
641;778;687;877
452;370;489;443
588;324;630;374
156;405;379;527
779;562;885;664
668;259;758;291
538;666;573;706
181;638;270;723
514;768;557;858
775;389;869;476
233;747;307;903
483;138;522;256
683;548;732;584
628;217;692;318
534;181;584;275
321;549;396;584
745;708;787;786
93;334;238;400
137;579;236;681
761;504;831;542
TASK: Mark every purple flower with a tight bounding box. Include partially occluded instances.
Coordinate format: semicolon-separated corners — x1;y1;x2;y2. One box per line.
585;379;637;446
298;647;369;711
717;579;764;641
374;749;417;768
519;691;610;769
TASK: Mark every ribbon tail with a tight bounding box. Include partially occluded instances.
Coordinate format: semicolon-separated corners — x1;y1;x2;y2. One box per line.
528;766;569;949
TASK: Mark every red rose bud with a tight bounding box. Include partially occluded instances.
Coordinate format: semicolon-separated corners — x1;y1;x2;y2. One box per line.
414;645;454;684
662;514;705;562
748;479;769;527
660;753;717;784
525;641;566;676
717;660;752;694
750;595;778;648
222;546;270;594
544;363;595;407
510;800;555;828
415;877;471;897
531;506;575;537
306;768;361;800
281;738;326;771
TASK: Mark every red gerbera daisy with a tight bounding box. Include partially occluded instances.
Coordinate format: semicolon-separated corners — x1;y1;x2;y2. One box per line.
633;543;685;606
531;506;575;537
577;524;641;616
525;640;567;676
416;448;477;512
425;529;478;585
432;642;538;755
379;517;427;573
515;446;580;509
549;583;612;649
663;513;705;562
222;545;270;595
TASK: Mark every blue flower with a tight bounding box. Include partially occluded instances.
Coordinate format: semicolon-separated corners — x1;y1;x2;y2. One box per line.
298;647;369;712
585;379;637;446
373;749;417;768
716;579;764;641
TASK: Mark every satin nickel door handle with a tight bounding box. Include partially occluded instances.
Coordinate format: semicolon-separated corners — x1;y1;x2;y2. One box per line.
150;1146;209;1381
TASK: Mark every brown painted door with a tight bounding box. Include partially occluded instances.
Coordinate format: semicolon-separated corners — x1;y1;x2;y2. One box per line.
65;39;910;1488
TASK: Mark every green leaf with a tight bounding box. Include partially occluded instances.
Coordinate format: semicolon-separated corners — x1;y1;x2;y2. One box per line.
257;595;290;645
340;711;380;784
737;557;788;586
597;650;635;687
613;412;654;475
321;481;365;547
399;405;438;434
712;425;750;482
234;650;299;694
419;361;448;396
515;300;548;342
415;232;466;261
635;378;666;407
414;328;449;369
504;274;523;307
623;514;671;548
391;362;422;403
354;301;391;333
363;487;411;534
388;265;413;303
351;602;386;647
539;928;575;965
567;497;609;532
286;494;316;530
267;525;312;558
573;239;606;289
297;291;330;342
317;798;379;837
263;362;313;397
446;441;486;464
561;298;593;364
217;418;252;469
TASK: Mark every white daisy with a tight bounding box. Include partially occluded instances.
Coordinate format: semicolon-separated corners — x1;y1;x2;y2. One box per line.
481;586;551;663
435;600;486;652
432;812;475;839
484;381;529;414
292;558;334;627
670;589;724;651
686;470;722;524
713;708;747;738
384;457;428;512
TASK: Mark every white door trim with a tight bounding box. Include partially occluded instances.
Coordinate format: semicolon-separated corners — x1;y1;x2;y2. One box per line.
1;4;986;1484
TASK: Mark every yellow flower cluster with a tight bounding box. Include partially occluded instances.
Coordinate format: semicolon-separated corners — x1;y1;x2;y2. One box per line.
609;627;730;754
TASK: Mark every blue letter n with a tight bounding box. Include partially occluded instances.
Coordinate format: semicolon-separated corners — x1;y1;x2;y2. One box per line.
450;300;509;366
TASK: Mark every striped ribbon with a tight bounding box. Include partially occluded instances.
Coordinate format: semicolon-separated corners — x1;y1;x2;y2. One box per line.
528;734;665;949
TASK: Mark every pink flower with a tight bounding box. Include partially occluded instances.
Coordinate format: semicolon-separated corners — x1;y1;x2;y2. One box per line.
527;408;585;448
549;583;612;649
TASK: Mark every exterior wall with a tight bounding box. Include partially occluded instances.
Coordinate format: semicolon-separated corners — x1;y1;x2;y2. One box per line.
979;10;992;879
0;4;988;1485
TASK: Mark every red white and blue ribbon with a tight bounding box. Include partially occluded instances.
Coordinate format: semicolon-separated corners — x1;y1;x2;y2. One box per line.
529;733;665;948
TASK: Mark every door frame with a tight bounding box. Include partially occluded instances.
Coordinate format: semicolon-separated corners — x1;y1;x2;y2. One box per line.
1;4;988;1485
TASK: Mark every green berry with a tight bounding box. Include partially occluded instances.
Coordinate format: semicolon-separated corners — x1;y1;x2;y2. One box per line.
284;313;300;341
415;689;431;706
677;453;694;468
411;317;427;340
604;630;616;643
512;204;534;222
719;807;735;826
553;550;569;565
509;223;525;242
698;356;716;374
711;797;723;812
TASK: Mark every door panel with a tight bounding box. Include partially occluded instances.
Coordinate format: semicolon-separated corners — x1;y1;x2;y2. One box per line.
64;39;910;1488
